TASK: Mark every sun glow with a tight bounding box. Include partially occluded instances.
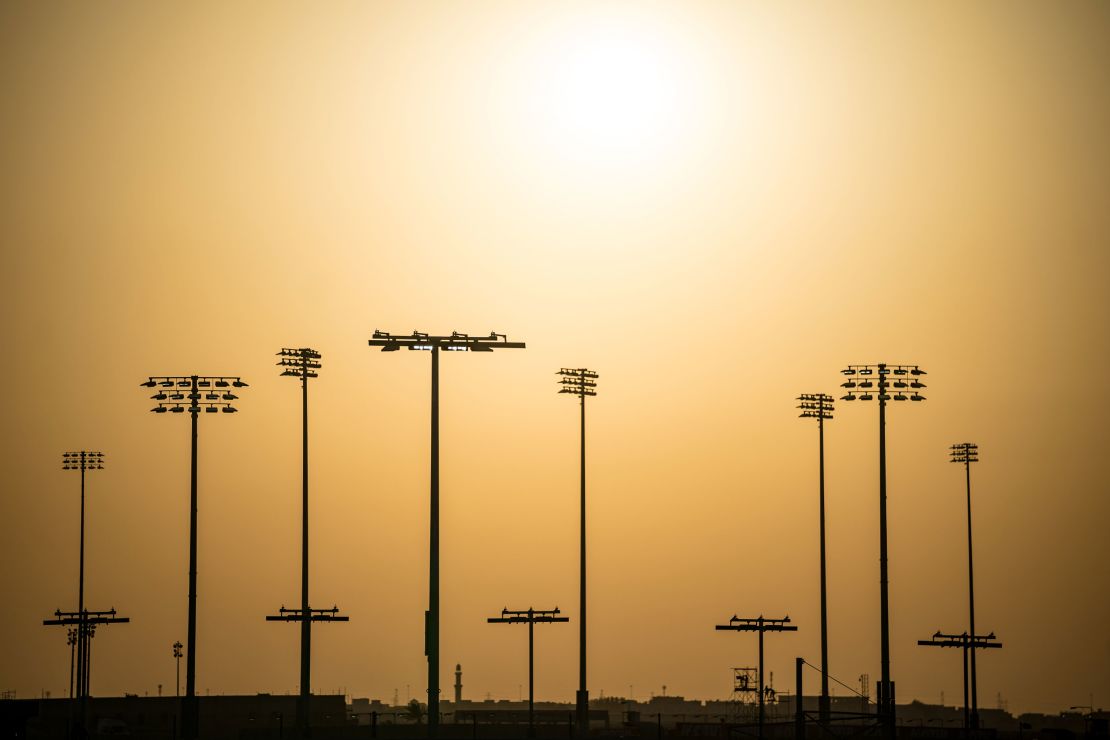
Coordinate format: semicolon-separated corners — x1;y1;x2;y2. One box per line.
504;9;711;173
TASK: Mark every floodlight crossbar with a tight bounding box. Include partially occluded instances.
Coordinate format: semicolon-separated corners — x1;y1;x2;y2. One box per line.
797;393;834;419
715;616;797;632
265;606;349;623
950;443;979;464
43;609;130;627
839;364;927;401
62;451;105;470
277;348;323;376
917;632;1001;649
142;375;248;413
487;608;568;624
557;368;599;398
369;330;524;351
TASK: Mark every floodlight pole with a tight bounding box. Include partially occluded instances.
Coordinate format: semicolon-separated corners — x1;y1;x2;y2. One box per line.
716;616;798;740
59;451;104;737
488;608;569;738
950;443;981;730
558;368;598;737
431;343;439;735
840;363;927;740
187;375;198;725
268;348;345;739
797;395;833;722
141;374;246;740
368;331;525;740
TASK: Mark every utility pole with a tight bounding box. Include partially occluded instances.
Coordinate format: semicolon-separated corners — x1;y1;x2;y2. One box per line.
796;394;834;722
141;374;248;740
488;608;569;738
716;616;798;740
267;347;348;739
839;363;927;739
173;642;183;697
917;631;1001;730
950;442;982;730
43;609;129;737
368;330;525;738
558;367;598;737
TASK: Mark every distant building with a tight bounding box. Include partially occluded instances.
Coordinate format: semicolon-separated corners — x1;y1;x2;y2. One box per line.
2;694;347;740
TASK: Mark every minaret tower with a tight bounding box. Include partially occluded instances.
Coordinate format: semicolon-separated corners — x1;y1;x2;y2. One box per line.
454;664;463;704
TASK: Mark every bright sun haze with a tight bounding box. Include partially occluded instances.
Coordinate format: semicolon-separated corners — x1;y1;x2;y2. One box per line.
1;0;1108;720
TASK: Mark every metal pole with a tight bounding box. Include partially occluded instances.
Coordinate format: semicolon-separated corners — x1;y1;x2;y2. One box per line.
300;362;312;738
529;610;535;739
796;657;805;740
966;461;978;731
577;391;588;736
69;631;75;700
429;346;440;739
185;375;199;740
758;618;765;740
962;636;969;732
877;365;891;738
77;455;87;726
818;415;829;723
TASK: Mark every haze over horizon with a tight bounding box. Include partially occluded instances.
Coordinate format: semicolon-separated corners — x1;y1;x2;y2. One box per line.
1;1;1108;718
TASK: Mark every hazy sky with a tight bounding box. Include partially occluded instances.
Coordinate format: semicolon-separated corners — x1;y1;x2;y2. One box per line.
2;1;1108;716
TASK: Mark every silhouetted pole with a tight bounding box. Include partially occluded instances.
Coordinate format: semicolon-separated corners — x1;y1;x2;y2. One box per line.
796;395;833;722
60;451;103;736
268;348;347;739
840;363;927;739
716;616;798;740
173;641;183;697
43;608;129;733
950;442;980;730
141;374;247;740
431;342;439;734
68;629;76;700
962;638;969;730
369;330;525;739
187;378;197;734
488;608;569;738
795;657;804;740
558;367;598;737
917;631;1001;732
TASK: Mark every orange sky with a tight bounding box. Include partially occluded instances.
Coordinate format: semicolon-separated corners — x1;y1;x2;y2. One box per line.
1;1;1108;716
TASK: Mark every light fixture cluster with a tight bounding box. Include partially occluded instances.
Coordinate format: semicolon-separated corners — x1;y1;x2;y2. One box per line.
839;364;927;402
277;348;322;379
797;393;834;419
62;451;104;471
950;442;979;464
140;376;248;414
557;368;598;397
369;330;523;352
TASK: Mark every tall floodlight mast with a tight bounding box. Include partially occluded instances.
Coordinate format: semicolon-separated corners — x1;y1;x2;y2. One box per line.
367;330;525;739
140;374;247;740
839;363;926;740
950;442;982;729
557;367;598;736
266;348;348;739
796;394;834;722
